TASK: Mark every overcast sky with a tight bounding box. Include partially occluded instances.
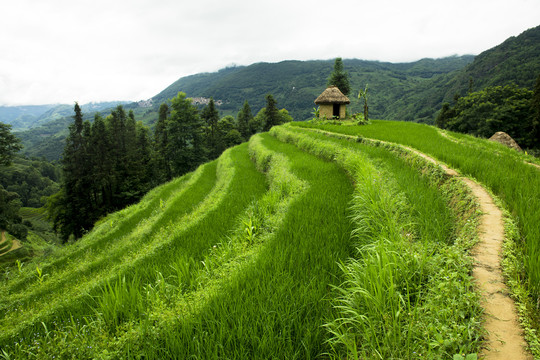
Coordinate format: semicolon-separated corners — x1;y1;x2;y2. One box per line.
1;0;539;106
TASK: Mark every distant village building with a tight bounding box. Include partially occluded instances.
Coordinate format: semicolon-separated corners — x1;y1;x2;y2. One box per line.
137;99;153;108
191;97;224;106
314;86;350;119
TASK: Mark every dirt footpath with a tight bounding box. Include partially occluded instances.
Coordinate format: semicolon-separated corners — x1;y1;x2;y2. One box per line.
405;146;531;359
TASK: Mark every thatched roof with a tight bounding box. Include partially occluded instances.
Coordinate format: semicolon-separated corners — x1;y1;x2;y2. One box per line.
489;131;522;152
314;86;350;105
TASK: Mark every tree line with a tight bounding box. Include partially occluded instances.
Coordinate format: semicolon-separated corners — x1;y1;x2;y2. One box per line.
47;92;291;242
436;75;540;151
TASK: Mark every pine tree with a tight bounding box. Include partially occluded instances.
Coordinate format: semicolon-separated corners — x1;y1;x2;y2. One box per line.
0;122;22;167
237;101;253;140
135;122;152;193
201;98;221;159
89;114;113;211
263;94;280;132
49;104;155;241
531;73;540;148
59;103;92;240
154;103;171;182
167;92;206;176
327;57;351;96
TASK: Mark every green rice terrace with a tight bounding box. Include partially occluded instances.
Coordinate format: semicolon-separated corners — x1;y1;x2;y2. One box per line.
1;120;539;359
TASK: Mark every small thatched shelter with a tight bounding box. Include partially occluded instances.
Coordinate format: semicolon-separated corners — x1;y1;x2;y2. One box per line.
314;86;350;119
489;131;522;152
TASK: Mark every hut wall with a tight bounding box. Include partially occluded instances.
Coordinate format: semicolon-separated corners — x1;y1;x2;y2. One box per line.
319;104;334;119
318;104;347;119
339;104;346;119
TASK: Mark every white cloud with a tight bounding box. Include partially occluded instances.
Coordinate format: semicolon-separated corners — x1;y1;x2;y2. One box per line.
1;0;539;105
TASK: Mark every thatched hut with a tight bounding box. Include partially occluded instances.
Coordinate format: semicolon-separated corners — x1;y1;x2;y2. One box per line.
314;86;350;119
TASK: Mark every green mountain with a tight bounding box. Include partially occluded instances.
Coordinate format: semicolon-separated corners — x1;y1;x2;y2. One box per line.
387;25;540;122
13;25;540;160
0;105;58;129
1;102;127;131
151;56;475;121
153;25;539;123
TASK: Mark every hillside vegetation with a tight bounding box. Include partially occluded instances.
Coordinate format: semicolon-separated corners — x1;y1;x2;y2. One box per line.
152;57;475;122
4;120;539;359
0;102;127;132
12;25;540;162
387;25;540;122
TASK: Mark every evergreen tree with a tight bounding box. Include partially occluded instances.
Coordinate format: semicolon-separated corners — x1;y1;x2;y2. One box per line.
167;92;206;176
135;122;152;193
249;108;265;135
154;103;171;182
263;94;280;131
531;73;540;146
58;103;92;240
0;122;22;167
46;104;155;241
108;106;127;190
0;184;22;233
201;98;221;159
118;109;141;205
435;103;454;129
237;101;253;139
327;57;351;96
89;114;113;211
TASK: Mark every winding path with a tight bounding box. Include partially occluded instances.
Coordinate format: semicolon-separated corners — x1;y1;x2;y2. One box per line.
299;126;532;357
403;145;531;359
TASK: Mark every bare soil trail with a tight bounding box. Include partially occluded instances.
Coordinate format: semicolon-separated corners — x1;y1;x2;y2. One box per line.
303;127;533;357
402;145;531;359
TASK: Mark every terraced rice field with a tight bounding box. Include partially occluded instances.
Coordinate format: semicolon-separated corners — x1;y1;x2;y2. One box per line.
1;121;538;359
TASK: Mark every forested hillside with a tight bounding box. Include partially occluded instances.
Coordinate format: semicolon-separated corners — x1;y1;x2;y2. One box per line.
152;56;475;121
11;25;540;161
1;102;127;131
0;105;57;130
387;25;540;122
154;25;540;123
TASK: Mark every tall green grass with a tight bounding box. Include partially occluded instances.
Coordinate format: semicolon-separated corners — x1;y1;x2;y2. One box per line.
0;161;217;337
271;125;482;358
0;147;238;345
97;134;356;359
0;123;490;358
0;143;269;358
2;167;202;295
292;120;540;301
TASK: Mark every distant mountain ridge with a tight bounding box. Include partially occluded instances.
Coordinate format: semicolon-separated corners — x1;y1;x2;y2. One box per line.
0;101;128;131
150;56;475;121
10;24;540;160
151;25;540;123
386;25;540;121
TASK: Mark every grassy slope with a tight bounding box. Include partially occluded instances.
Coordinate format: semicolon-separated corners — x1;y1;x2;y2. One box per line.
2;120;525;358
271;125;483;358
291;120;540;296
